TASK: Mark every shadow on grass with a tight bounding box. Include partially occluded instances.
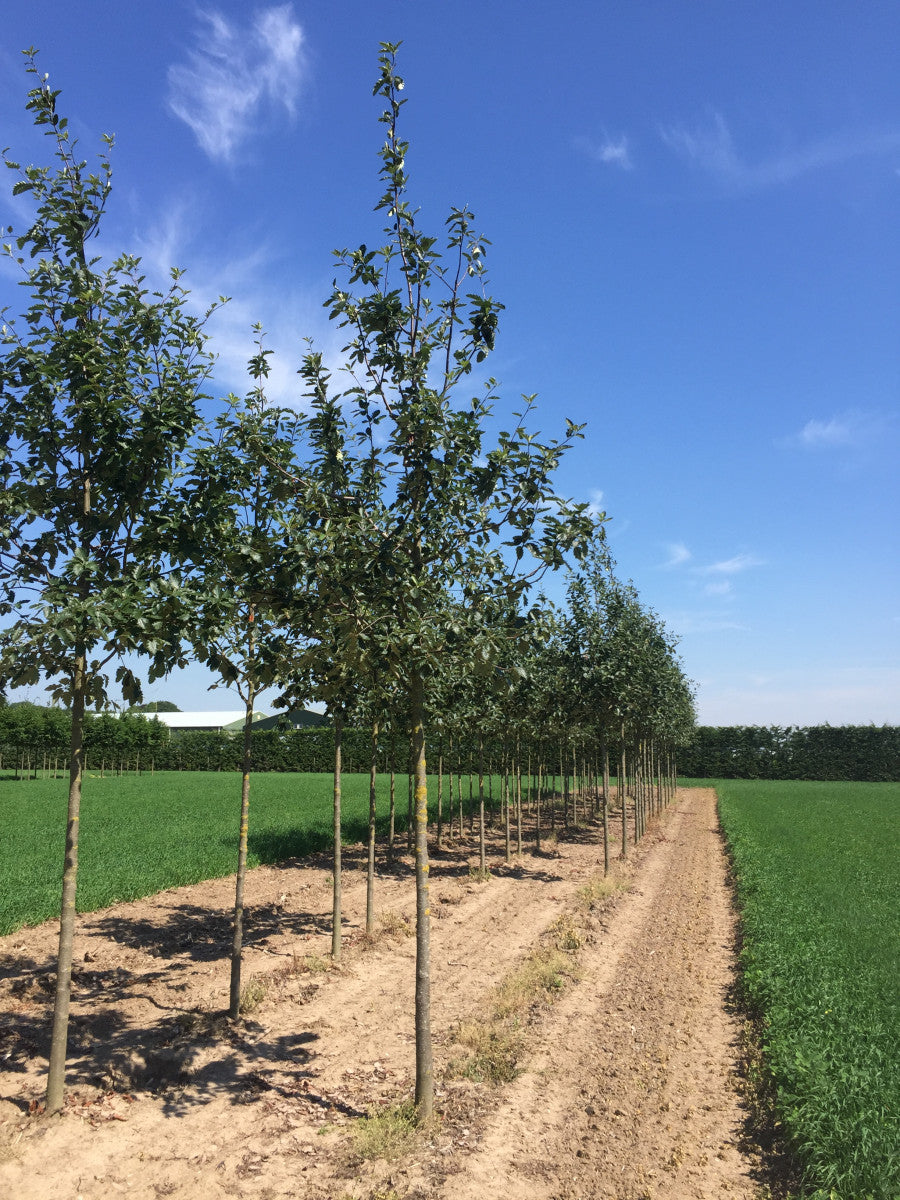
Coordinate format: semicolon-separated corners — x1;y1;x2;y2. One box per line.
244;808;413;866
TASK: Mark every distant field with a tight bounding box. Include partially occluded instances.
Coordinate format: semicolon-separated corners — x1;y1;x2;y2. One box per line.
716;780;899;1200
0;771;454;936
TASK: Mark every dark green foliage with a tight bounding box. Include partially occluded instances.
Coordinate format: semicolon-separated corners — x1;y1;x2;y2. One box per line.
0;53;216;707
719;780;900;1199
681;725;900;781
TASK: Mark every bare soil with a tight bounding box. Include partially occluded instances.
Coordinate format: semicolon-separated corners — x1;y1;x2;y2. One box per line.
0;788;762;1199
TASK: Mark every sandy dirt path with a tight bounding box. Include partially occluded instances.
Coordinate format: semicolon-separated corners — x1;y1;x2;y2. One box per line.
434;787;757;1200
0;788;759;1199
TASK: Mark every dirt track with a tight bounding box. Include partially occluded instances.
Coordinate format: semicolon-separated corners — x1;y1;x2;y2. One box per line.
0;788;759;1199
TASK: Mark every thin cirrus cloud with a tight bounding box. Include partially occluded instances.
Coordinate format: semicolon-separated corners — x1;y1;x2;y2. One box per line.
780;410;892;452
662;541;692;568
166;5;306;164
573;133;633;170
703;579;733;598
700;553;764;575
660;109;900;191
587;488;606;517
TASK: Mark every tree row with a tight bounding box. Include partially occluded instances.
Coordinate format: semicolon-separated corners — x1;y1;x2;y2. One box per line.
0;46;694;1117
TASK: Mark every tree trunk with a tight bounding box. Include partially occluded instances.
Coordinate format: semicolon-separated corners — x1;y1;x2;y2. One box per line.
229;681;256;1019
602;737;610;876
366;718;378;934
410;670;433;1119
457;758;464;838
515;736;523;856
331;715;343;961
535;760;543;853
620;732;628;859
46;647;86;1114
503;748;511;863
436;744;443;850
478;735;486;873
407;740;414;853
388;752;396;861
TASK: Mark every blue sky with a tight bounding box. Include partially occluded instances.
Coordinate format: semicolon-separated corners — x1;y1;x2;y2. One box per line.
2;2;898;725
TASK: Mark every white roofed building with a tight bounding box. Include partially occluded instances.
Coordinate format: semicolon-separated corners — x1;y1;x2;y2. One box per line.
147;711;268;733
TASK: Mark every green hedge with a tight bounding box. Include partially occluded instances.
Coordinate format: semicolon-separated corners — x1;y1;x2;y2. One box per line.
679;725;900;781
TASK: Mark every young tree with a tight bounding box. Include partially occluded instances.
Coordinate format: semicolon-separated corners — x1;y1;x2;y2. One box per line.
177;331;302;1016
314;44;594;1118
0;56;216;1112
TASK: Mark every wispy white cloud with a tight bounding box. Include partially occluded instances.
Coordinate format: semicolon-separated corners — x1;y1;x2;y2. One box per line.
574;133;633;170
700;553;764;576
663;610;749;635
167;4;306;164
587;488;605;517
780;409;893;452
133;203;343;407
660;109;900;192
662;541;691;568
703;579;733;597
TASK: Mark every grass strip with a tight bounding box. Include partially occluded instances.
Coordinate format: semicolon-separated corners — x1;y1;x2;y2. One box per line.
717;780;899;1200
447;868;630;1085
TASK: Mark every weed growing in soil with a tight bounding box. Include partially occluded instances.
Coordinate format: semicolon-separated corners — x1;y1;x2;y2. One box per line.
238;976;268;1014
448;912;583;1083
378;911;413;939
351;1100;419;1160
576;871;628;911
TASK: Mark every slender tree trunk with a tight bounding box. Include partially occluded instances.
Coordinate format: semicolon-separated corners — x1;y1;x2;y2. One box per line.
602;737;610;875
535;761;543;853
503;748;511;863
407;743;414;853
388;752;396;861
410;670;433;1119
436;744;443;850
620;732;628;859
468;752;474;832
46;647;87;1114
515;736;523;856
366;718;378;934
572;743;578;825
229;681;256;1019
457;758;463;837
478;735;486;872
331;715;343;961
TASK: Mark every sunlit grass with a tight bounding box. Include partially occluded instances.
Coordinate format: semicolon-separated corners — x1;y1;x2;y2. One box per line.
718;780;899;1200
0;770;438;935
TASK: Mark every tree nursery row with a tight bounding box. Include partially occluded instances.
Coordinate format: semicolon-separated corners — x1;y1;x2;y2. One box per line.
0;47;693;1118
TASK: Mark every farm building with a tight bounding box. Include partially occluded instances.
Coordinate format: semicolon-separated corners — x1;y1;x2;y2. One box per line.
146;711;269;733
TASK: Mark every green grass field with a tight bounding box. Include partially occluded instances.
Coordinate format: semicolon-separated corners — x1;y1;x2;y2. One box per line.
0;770;456;937
716;780;900;1200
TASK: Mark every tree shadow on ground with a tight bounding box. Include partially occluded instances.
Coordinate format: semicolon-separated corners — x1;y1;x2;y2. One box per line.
0;995;347;1118
89;900;332;964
